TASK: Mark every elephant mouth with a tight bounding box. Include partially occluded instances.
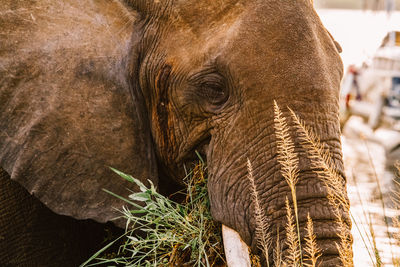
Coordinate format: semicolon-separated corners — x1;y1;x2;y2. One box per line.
180;134;211;163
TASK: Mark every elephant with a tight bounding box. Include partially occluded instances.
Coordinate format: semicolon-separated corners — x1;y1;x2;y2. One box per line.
0;0;350;266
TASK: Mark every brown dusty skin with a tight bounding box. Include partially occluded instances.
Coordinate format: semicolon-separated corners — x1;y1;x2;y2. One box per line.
0;168;123;266
0;0;351;265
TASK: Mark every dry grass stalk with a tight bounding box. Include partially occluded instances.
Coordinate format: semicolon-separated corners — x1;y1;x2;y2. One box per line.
289;109;349;211
273;102;300;205
273;101;303;265
394;215;400;244
393;178;400;214
368;214;382;267
393;162;400;226
304;213;321;267
285;197;301;267
274;226;283;267
332;205;353;267
289;109;353;267
350;170;377;264
247;159;272;267
392;162;400;265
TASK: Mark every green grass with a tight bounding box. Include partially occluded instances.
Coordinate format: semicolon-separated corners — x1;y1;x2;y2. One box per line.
81;162;225;267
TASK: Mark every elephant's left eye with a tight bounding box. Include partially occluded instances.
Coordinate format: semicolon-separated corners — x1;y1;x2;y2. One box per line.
190;72;229;108
199;81;227;105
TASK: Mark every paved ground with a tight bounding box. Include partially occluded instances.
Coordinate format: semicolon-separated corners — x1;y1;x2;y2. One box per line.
342;117;400;267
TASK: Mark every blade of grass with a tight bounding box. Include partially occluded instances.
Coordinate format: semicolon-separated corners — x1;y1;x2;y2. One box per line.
80;233;127;267
362;138;395;265
350;170;377;266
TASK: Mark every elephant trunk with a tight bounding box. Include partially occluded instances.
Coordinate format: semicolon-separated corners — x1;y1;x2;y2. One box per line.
207;106;351;266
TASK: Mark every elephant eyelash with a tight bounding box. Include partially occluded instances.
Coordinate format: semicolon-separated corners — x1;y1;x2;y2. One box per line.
188;71;229;107
197;83;227;105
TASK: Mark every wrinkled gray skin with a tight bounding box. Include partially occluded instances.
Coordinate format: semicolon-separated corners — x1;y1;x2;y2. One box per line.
0;0;350;265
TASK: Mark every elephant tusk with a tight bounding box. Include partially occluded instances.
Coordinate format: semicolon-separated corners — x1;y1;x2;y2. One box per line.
222;224;251;267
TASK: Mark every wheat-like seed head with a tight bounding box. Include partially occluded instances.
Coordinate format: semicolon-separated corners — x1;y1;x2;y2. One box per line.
289;109;353;266
289;108;349;211
274;101;304;266
330;204;353;267
285;197;301;267
273;101;300;191
304;213;321;267
247;159;272;266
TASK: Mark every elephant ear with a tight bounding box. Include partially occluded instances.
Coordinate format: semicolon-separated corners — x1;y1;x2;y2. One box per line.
0;0;158;224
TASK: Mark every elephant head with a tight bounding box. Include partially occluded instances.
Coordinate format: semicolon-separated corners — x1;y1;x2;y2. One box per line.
0;0;350;265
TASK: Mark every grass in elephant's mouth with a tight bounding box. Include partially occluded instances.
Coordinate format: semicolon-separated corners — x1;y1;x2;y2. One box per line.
81;162;226;267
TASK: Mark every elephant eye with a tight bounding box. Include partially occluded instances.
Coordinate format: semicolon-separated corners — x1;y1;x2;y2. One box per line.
190;72;229;107
199;81;227;105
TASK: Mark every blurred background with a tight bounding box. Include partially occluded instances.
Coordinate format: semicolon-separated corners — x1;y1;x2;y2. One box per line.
316;0;400;10
314;1;400;266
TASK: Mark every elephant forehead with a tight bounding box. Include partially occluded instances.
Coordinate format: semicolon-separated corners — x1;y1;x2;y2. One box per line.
174;0;244;34
163;4;245;68
162;1;340;82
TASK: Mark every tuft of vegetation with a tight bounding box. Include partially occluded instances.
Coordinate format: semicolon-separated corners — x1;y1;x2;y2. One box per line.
242;102;352;267
247;159;272;267
266;102;352;266
274;101;303;266
81;162;225;267
304;213;321;267
289;108;353;267
284;197;302;267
